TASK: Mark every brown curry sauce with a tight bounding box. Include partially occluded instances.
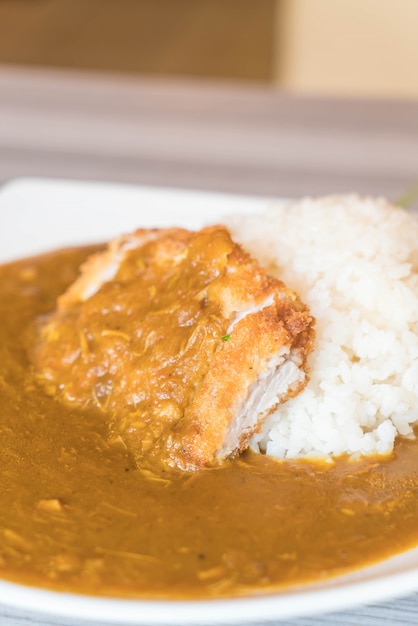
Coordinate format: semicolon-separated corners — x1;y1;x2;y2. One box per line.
0;246;418;599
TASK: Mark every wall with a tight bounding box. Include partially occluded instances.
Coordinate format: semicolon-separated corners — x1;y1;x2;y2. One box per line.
0;0;417;98
277;0;418;98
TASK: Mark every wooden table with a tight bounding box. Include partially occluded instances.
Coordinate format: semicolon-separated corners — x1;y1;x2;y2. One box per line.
1;65;417;201
1;65;418;626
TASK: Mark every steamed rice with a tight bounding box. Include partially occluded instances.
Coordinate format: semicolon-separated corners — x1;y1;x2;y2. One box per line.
227;195;418;459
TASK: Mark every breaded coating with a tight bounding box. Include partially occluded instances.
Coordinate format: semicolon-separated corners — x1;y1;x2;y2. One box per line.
32;226;314;471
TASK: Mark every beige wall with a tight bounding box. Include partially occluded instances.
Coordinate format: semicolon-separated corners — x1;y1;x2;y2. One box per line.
277;0;418;98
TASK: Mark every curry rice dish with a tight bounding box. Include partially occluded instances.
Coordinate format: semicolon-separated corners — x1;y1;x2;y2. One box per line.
0;195;418;600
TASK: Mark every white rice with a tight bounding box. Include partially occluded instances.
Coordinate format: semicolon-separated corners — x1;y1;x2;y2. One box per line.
227;195;418;459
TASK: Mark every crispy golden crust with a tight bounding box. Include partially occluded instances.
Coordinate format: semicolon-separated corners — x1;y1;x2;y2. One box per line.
32;225;314;471
162;302;313;470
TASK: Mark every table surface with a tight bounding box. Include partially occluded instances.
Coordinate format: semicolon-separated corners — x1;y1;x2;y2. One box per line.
0;64;418;626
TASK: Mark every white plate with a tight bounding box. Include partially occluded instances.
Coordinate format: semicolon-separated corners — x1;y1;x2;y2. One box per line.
0;177;418;624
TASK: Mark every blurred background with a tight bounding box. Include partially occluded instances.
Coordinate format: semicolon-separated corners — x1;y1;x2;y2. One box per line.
1;0;417;98
0;0;417;204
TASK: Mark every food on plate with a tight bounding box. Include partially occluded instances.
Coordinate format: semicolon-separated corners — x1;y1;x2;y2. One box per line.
227;195;418;459
0;194;418;601
32;226;314;471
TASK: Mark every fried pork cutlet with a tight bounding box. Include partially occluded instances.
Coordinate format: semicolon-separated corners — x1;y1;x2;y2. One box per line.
32;226;314;471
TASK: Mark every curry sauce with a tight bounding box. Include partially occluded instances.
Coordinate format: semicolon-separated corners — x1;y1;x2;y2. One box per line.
0;246;418;599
